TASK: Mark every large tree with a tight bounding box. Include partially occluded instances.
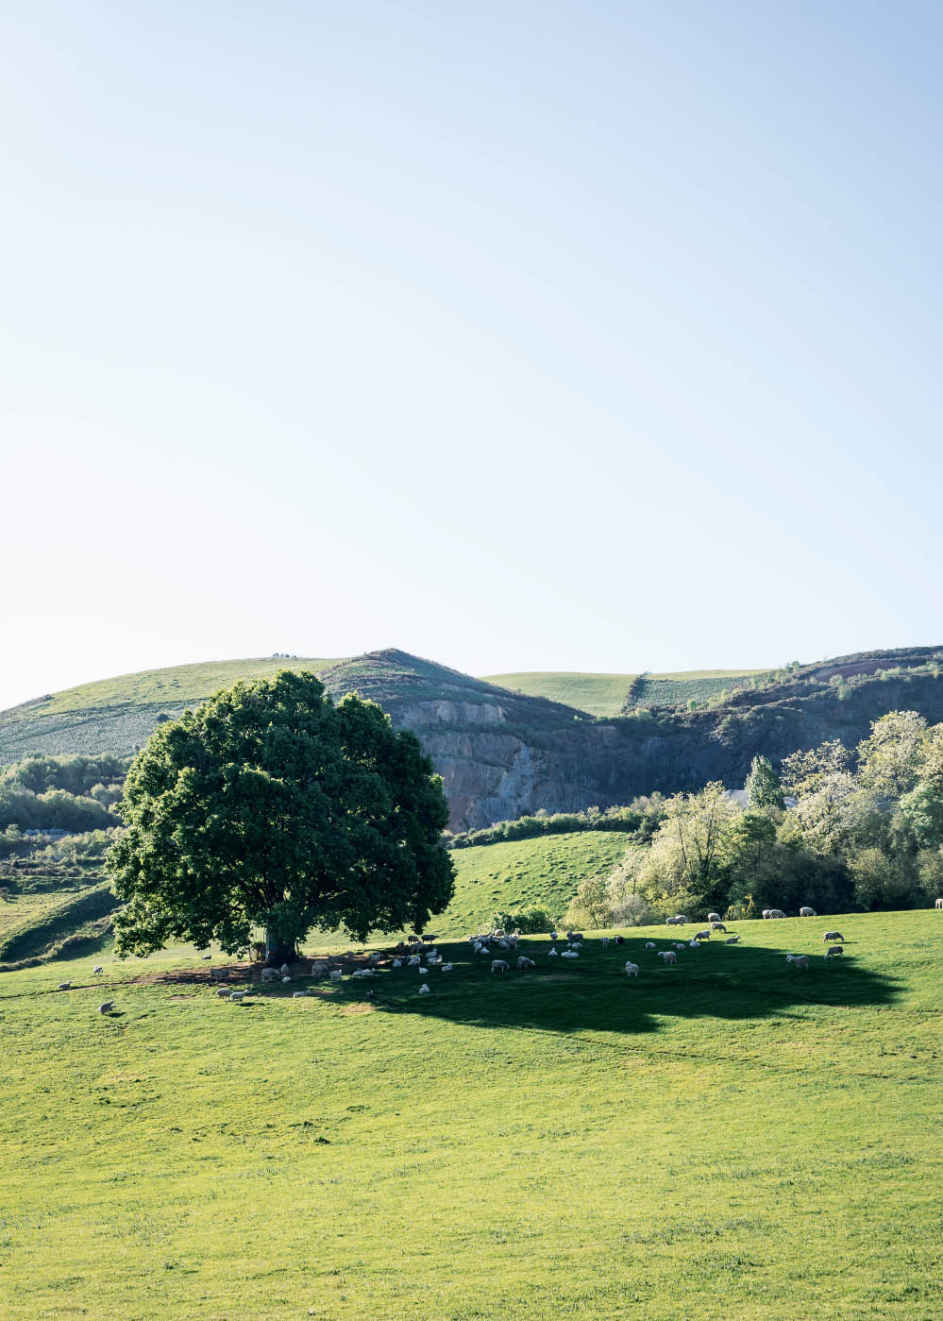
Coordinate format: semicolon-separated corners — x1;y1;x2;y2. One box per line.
107;671;454;963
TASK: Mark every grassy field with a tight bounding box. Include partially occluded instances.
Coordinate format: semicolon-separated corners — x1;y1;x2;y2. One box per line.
485;669;770;717
1;909;940;1320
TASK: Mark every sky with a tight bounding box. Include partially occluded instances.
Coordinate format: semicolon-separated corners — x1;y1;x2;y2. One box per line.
3;1;943;710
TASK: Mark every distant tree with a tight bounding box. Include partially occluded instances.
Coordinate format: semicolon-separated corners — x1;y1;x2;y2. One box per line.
107;672;454;964
745;755;785;810
857;711;928;797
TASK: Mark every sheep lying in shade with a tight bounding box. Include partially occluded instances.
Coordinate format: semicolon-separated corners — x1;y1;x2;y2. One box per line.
407;954;421;967
658;951;677;965
799;906;817;917
418;967;429;977
823;931;844;943
547;947;558;958
560;950;579;960
688;939;700;949
825;945;844;958
418;984;431;995
785;954;809;969
391;958;403;968
261;968;280;982
644;942;656;950
351;969;375;979
624;961;640;977
440;963;454;972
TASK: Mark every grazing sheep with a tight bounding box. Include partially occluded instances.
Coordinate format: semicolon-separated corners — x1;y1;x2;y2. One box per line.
92;966;103;975
799;906;817;917
710;922;727;933
694;929;711;941
216;987;231;998
825;945;844;958
418;984;431;995
644;941;656;950
560;950;579;960
328;969;343;982
229;990;247;1001
624;961;640;977
491;959;510;975
658;951;677;965
547;947;558;958
666;914;688;926
762;909;772;919
785;954;809;969
766;909;786;919
516;956;536;970
57;983;71;991
823;931;844;943
935;897;943;910
707;912;722;924
726;935;740;944
98;1001;114;1014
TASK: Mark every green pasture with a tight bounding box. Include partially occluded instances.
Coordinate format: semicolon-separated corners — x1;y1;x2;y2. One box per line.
484;669;769;716
2;910;940;1320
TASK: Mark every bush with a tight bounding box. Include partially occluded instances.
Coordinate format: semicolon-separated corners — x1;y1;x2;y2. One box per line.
493;909;553;934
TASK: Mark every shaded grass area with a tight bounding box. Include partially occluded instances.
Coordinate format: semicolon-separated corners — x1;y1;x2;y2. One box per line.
1;912;940;1320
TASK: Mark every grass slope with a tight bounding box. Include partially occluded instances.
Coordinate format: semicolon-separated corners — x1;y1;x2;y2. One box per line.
485;668;769;716
1;910;940;1320
437;831;629;933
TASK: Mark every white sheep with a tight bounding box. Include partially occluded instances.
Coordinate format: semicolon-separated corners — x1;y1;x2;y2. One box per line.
418;967;429;977
766;908;786;919
440;963;454;972
825;945;844;958
694;929;711;941
329;969;343;982
726;935;740;944
547;947;558;958
281;975;291;984
407;954;421;967
391;958;403;968
418;983;431;995
674;941;687;950
624;961;639;977
261;968;280;982
710;921;727;933
935;897;943;910
216;987;230;998
707;912;722;923
292;991;310;998
351;969;375;979
644;941;656;950
799;906;817;917
229;990;247;1000
823;931;844;943
658;951;677;964
549;931;559;942
560;950;579;960
666;914;688;926
516;956;536;970
785;954;809;969
491;959;510;975
688;939;700;948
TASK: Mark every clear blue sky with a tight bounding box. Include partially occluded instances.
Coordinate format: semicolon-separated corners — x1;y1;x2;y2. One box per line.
3;1;942;709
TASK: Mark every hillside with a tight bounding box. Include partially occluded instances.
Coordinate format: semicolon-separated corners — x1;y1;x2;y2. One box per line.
6;645;943;831
484;667;769;716
2;910;940;1320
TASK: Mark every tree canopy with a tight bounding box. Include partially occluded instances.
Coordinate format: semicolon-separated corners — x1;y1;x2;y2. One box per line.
107;671;454;961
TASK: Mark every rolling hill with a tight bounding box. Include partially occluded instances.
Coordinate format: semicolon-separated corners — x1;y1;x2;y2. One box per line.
5;645;943;830
483;667;769;716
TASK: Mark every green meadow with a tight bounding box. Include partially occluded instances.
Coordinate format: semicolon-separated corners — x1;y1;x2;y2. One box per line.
484;669;768;716
2;910;941;1321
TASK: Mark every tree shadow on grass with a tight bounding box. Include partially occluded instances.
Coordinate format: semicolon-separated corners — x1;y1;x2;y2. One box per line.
339;935;903;1039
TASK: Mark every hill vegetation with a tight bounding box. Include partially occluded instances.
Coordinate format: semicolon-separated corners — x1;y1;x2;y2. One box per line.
483;667;769;716
1;909;940;1320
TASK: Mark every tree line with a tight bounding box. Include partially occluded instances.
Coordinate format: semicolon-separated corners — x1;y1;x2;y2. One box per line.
564;710;943;927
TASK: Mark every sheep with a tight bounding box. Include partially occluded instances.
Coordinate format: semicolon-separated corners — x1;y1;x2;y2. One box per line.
935;897;943;910
57;983;71;991
666;914;688;926
229;990;247;1001
418;983;431;995
201;953;212;960
92;966;103;975
440;962;454;972
658;951;677;964
516;956;536;970
391;958;403;968
823;931;844;943
549;931;559;942
497;938;510;950
98;1001;115;1014
418;967;429;977
547;947;558;958
688;939;700;948
785;954;809;969
825;945;844;958
614;935;625;946
281;975;291;984
799;906;817;917
674;942;687;950
694;929;711;941
644;941;656;950
261;967;280;982
765;908;786;919
279;963;291;977
328;969;343;982
624;961;640;977
710;921;727;933
726;935;740;944
707;912;722;924
567;931;584;943
491;959;510;975
601;937;610;949
560;950;579;960
292;991;309;998
351;969;375;979
407;954;421;967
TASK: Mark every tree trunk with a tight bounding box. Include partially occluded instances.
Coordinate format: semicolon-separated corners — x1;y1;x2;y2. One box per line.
265;926;298;967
